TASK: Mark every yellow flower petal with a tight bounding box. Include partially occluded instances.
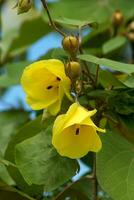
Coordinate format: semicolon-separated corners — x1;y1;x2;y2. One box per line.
52;125;102;159
44;59;66;79
53;114;66;136
82;118;106;133
52;103;104;159
53;103;97;136
21;59;72;114
62;77;73;101
62;103;97;130
48;84;64;115
26;95;57;110
21;60;58;101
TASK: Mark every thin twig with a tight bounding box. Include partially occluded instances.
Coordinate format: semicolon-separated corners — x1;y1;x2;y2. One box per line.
102;113;118;124
95;64;99;88
40;0;66;37
79;47;95;86
53;175;94;200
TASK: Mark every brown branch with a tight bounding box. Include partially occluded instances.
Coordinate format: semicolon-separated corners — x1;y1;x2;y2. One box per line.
53;175;94;200
40;0;66;37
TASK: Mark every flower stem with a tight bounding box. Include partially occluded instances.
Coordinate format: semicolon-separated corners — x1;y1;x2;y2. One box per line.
79;47;95;86
40;0;66;37
95;64;99;88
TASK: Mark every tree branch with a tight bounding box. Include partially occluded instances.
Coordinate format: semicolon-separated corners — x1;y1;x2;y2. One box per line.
40;0;66;37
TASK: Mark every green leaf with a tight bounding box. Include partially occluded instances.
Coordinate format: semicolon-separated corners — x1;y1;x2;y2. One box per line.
99;70;125;88
0;151;15;185
78;54;134;74
50;0;134;24
55;17;98;29
0;158;16;168
5;116;46;196
108;89;134;115
97;129;134;200
100;197;113;200
0;190;28;200
0;182;35;200
0;111;28;185
82;22;111;49
102;36;127;55
0;62;29;87
0;111;28;155
121;74;134;88
109;114;134;145
15;126;78;191
51;48;67;60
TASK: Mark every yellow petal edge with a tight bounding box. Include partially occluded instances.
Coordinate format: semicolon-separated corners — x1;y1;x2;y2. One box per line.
52;103;105;159
21;59;72;115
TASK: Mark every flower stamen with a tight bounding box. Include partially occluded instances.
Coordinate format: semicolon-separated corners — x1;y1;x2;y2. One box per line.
75;128;80;135
46;85;53;90
57;77;61;81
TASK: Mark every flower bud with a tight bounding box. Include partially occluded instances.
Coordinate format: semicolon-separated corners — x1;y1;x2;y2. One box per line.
128;21;134;31
16;0;32;14
127;32;134;42
126;21;134;42
62;36;79;54
66;61;81;79
112;10;124;26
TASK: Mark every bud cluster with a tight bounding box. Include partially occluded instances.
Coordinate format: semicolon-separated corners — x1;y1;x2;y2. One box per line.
62;35;81;83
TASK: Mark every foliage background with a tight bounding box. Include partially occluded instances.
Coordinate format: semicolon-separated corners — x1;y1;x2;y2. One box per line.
0;0;134;200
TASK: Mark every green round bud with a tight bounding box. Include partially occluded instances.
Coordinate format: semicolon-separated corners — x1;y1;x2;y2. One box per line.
127;32;134;41
127;21;134;42
66;61;81;79
62;36;79;54
112;10;124;26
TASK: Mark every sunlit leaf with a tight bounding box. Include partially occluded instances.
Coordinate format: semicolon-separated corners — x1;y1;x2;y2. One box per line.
78;54;134;74
55;17;98;29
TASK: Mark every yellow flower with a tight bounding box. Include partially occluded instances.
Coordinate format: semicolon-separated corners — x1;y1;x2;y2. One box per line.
21;59;72;115
52;103;105;159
